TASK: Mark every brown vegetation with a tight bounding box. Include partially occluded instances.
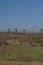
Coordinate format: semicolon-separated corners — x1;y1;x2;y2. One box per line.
0;32;43;46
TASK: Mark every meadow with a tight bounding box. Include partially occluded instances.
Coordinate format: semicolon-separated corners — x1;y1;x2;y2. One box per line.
0;45;43;60
0;45;43;65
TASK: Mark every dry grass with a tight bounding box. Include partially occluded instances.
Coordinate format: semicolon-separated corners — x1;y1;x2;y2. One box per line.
0;61;43;65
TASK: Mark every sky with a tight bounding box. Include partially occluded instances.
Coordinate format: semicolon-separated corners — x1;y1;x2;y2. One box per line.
0;0;43;32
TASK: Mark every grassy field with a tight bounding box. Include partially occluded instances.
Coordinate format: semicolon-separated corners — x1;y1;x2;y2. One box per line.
9;45;43;57
1;44;43;59
0;45;43;65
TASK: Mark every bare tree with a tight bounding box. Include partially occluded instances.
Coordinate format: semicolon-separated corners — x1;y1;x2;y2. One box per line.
40;28;43;33
23;29;26;33
15;28;18;32
8;28;11;32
